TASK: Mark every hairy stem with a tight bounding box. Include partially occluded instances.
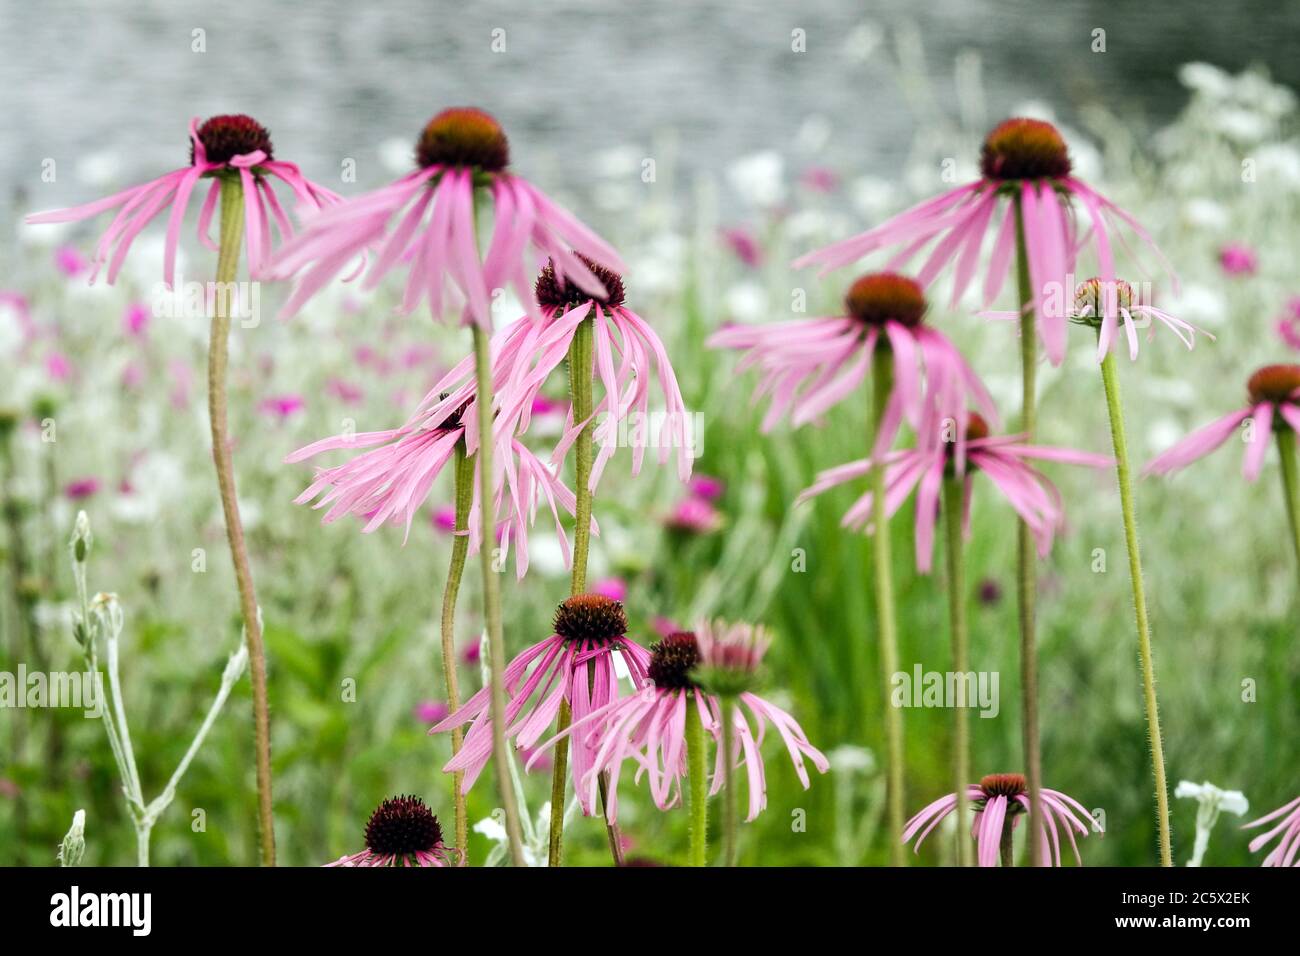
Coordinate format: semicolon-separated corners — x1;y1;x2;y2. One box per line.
547;317;624;865
207;175;275;866
471;323;527;867
1012;196;1044;867
438;444;474;855
685;694;708;867
1277;428;1300;589
942;476;973;867
1099;349;1173;867
870;348;906;866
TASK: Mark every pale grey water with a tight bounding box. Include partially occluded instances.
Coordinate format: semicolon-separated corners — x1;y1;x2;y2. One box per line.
1;0;1296;203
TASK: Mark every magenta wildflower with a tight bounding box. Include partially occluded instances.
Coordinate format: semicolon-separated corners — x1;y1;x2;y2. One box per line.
287;392;580;577
528;625;826;821
1145;364;1300;481
709;272;996;454
122;302;150;338
592;577;628;602
798;410;1111;572
46;352;73;382
794;118;1176;366
1277;297;1300;351
665;495;722;535
258;393;305;421
430;595;651;798
1243;794;1300;867
27;115;343;287
54;245;87;278
64;477;101;501
414;700;449;724
903;773;1098;866
1218;241;1258;276
687;474;725;501
325;795;461;867
720;227;763;268
270;107;622;327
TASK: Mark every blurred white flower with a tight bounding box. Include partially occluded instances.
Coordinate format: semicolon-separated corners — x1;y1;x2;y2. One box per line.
76;151;124;188
727;151;785;208
1182;198;1229;229
1165;284;1226;329
378;136;414;176
724;281;768;323
1175;780;1248;866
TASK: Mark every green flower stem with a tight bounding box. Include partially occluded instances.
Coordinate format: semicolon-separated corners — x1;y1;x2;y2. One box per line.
1099;349;1173;867
208;175;276;866
686;695;708;866
1012;196;1045;867
1000;818;1015;868
438;444;475;856
547;316;625;866
942;475;973;867
471;322;527;867
1277;428;1300;588
870;347;906;867
720;695;739;866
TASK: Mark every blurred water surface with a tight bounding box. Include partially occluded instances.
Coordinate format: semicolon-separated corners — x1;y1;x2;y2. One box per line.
2;0;1296;203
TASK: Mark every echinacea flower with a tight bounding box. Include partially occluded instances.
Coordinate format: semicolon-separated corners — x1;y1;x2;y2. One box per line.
708;272;996;455
1242;793;1300;867
27;115;343;287
325;795;462;867
287;393;581;577
903;772;1098;866
270;107;622;327
429;595;651;796
1069;277;1213;361
794;118;1176;366
798;410;1111;571
1144;364;1300;481
986;276;1214;361
461;256;690;490
528;627;827;821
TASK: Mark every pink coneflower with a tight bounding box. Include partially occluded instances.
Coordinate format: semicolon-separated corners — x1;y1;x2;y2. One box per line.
1218;242;1258;276
798;410;1110;572
529;626;827;823
987;276;1213;361
27;115;342;286
325;795;461;867
287;394;580;577
709;273;996;454
1276;297;1300;351
64;477;101;501
475;256;692;490
270;107;622;327
1243;794;1300;867
54;245;88;278
794;118;1175;365
904;773;1097;866
1145;364;1300;481
665;495;722;535
258;393;305;421
430;595;651;797
1069;277;1212;361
